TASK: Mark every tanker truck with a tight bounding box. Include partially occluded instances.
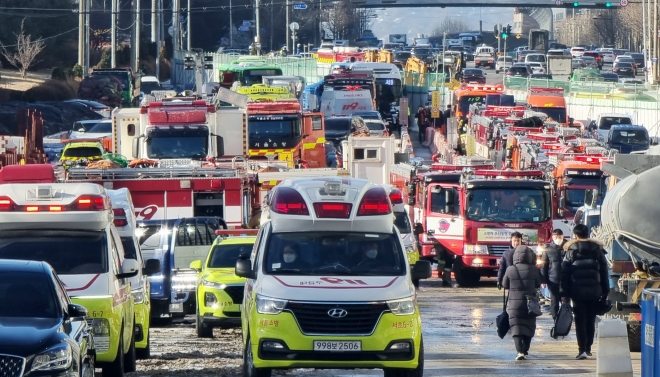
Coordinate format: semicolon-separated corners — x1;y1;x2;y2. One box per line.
591;153;660;352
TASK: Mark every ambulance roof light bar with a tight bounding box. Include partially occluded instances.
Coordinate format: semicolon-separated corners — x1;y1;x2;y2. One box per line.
574;155;609;163
430;164;494;171
215;229;260;237
0;194;111;212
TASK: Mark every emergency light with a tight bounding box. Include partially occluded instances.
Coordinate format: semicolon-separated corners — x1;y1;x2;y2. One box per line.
215;229;260;237
388;188;404;205
313;203;353;218
271;187;310;215
574;155;609;163
356;187;392;216
113;208;128;227
0;194;110;212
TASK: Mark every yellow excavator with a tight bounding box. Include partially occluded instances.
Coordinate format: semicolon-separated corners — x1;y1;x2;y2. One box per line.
364;49;394;63
404;56;427;86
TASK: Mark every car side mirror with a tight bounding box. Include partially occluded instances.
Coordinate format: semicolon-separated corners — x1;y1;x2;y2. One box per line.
67;303;88;319
235;259;254;279
143;258;161;275
412;260;432;280
189;260;203;271
117;258;139;279
78;128;86;132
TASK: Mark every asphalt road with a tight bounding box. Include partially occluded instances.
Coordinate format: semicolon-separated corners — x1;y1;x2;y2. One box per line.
125;278;641;377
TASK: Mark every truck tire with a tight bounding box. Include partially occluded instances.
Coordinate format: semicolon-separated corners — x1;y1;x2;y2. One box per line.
452;257;480;287
243;337;272;377
383;337;424;377
627;324;641;352
101;323;125;377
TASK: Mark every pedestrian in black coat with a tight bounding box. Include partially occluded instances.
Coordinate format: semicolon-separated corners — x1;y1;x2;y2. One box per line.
497;232;523;289
503;245;541;360
561;224;610;360
540;229;566;319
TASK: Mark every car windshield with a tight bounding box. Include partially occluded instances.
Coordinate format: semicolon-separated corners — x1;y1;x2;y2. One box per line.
599;116;632;130
63;146;102;158
264;232;405;276
136;223;172;263
365;122;385;130
324;118;351;132
242;69;282;86
463;69;483;75
208;243;254;268
466;188;551;222
394;52;411;60
413;48;432;56
616;62;633;68
509;67;529;75
0;230;108;275
352;112;380;120
394;212;412;234
0;271;58;318
611;129;649;145
530;107;567;123
631;53;644;59
564;177;608;212
458;95;485;115
527;55;545;62
141;82;162;94
88;122;112;133
146;126;209;159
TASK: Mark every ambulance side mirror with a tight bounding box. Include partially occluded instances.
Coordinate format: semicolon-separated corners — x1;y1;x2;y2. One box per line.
235;259;254;279
117;259;139;279
189;260;203;271
143;259;161;275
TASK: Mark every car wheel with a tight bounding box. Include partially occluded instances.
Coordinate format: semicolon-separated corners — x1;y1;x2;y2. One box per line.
243;336;272;377
383;336;424;377
196;309;214;338
124;323;137;373
101;323;125;377
136;333;150;359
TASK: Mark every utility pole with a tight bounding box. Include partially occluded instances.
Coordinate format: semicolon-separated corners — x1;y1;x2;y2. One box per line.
270;1;274;51
318;0;322;46
152;0;157;42
230;0;233;47
654;0;658;83
84;0;91;74
187;0;191;50
111;0;117;68
173;0;180;51
78;0;84;66
135;0;141;72
255;0;261;52
286;0;290;52
497;23;501;56
156;0;161;80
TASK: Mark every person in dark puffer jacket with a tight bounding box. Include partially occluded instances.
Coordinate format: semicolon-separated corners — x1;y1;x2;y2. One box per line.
560;224;609;360
503;245;541;360
540;229;566;319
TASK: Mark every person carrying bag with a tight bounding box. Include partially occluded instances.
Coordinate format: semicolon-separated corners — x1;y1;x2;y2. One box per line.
502;245;541;360
496;288;510;339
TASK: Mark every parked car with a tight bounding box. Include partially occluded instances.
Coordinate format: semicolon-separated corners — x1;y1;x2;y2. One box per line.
495;56;513;73
506;64;532;77
601;72;619;82
365;120;389;137
582;51;603;69
613;62;635;78
461;68;487;84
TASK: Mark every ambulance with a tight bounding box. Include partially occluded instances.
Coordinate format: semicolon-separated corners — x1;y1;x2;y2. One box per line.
0;183;139;377
190;229;259;337
107;188;161;358
235;177;431;377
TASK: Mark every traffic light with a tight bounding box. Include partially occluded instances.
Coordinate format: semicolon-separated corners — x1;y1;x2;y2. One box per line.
605;1;612;6
572;1;579;6
507;25;512;35
501;30;508;39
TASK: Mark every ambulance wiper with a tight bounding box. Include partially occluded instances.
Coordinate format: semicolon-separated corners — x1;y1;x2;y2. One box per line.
274;269;314;275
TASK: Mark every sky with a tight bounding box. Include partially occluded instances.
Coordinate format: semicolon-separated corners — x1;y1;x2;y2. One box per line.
370;7;516;38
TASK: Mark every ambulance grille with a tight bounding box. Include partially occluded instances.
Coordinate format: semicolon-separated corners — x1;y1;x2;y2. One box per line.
285;302;388;335
0;355;24;377
488;245;510;257
223;286;244;305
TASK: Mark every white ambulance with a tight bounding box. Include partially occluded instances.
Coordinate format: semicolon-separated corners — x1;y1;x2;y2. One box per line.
236;177;431;377
0;183;139;377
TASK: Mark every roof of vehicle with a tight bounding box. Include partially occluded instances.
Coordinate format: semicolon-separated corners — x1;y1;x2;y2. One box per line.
63;140;104;148
213;234;258;246
610;124;647;131
140;75;160;83
0;259;51;274
263;177;395;234
598;113;630;118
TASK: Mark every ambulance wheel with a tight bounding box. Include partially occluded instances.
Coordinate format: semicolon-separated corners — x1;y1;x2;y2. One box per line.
413;279;420;289
383;336;424;377
243;337;272;377
102;323;125;377
136;335;150;359
124;324;137;373
196;310;213;338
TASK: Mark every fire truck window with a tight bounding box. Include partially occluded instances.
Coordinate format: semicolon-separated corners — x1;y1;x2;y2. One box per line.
430;186;447;213
127;124;136;136
312;116;323;130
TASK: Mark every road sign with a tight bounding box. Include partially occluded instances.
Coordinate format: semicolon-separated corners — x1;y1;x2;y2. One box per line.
290;22;299;31
555;0;562;5
238;26;249;32
431;91;440;118
619;0;628;6
293;3;307;9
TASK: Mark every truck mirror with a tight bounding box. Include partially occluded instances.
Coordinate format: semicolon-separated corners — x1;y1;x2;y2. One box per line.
584;189;598;208
408;196;416;206
216;135;225;157
407;183;416;197
131;137;139;158
445;189;454;205
559;194;565;210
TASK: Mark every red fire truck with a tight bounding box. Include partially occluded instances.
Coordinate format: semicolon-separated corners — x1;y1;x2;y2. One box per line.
390;163;554;286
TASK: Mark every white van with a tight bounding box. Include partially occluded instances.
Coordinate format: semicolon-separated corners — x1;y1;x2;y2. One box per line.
0;182;139;377
320;89;374;117
236;178;431;376
525;53;547;67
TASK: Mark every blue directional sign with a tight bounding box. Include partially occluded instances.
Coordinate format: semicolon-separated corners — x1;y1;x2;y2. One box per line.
238;26;250;32
293;3;307;9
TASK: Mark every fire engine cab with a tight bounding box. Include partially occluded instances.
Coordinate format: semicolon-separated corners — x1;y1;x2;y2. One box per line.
0;182;139;376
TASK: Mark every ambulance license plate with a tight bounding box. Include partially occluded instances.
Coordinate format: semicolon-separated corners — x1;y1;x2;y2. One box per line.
169;303;183;313
313;341;361;352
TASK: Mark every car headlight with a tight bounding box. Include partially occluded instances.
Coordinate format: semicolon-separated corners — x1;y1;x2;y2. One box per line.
202;279;226;289
256;295;287;315
132;288;145;304
464;244;489;255
387;297;416;315
405;244;416;253
31;343;72;372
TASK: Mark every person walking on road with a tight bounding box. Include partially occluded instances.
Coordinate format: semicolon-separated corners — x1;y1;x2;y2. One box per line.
497;232;523;290
560;224;610;360
540;229;566;319
415;106;428;143
502;245;541;360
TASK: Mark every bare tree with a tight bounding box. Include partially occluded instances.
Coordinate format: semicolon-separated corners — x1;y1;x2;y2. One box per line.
1;19;45;78
431;16;471;37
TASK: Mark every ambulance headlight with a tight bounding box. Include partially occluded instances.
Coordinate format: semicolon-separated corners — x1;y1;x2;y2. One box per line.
89;318;110;336
132;288;146;304
405;245;416;253
387;297;416;315
256;295;287;315
31;343;72;372
202;279;226;289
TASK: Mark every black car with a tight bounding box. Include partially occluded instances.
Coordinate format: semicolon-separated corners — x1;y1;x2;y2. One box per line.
613;62;635;78
324;116;353;144
582;51;603;69
461;68;487;84
601;72;619;82
530;73;553;79
629;53;645;68
0;260;95;377
507;64;532;77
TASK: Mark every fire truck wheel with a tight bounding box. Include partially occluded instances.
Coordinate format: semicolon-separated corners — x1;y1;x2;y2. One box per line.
452;258;480;287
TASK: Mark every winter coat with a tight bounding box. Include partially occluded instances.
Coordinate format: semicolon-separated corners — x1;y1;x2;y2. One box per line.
496;247;515;284
502;246;541;338
540;241;565;285
560;238;610;301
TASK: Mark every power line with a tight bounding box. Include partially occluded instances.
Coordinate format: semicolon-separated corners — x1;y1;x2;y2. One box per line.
0;27;79;47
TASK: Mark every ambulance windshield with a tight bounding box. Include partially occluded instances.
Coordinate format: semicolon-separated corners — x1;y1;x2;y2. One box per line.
0;230;108;275
146;125;209;159
208;243;254;268
466;188;552;222
264;232;405;276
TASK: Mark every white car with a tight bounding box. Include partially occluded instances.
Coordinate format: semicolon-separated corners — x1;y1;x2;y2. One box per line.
571;47;585;57
600;51;614;64
527;62;546;74
572;58;586;70
495;56;513;73
68;119;112;140
365;120;389;137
